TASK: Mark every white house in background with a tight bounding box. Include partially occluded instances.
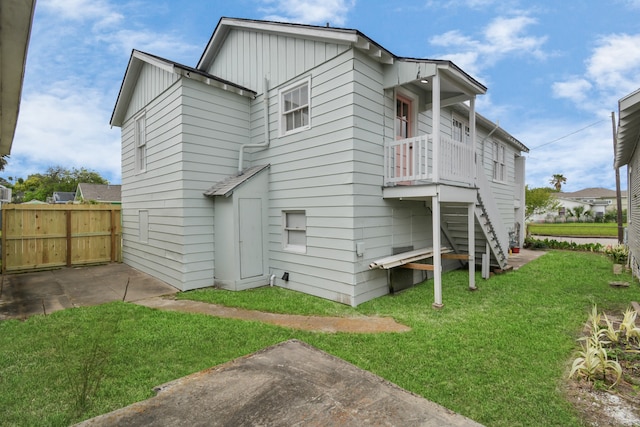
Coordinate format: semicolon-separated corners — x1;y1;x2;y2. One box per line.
110;17;529;307
528;187;625;222
615;88;640;278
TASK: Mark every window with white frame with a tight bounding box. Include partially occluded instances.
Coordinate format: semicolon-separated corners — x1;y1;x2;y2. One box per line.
135;113;147;173
283;211;306;252
452;115;470;143
492;141;506;181
280;78;310;135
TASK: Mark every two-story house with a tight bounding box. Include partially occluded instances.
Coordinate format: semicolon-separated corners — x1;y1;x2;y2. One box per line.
110;17;528;307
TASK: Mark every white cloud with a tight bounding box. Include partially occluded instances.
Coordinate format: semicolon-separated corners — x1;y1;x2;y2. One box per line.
40;0;123;29
519;119;618;191
552;33;640;114
429;14;548;77
10;85;121;183
587;34;640;94
260;0;356;26
551;78;592;104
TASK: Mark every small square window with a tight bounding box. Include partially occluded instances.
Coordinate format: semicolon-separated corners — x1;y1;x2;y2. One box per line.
280;78;310;136
283;211;306;252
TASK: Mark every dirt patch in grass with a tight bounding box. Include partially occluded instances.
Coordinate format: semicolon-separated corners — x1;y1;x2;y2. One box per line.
134;296;411;333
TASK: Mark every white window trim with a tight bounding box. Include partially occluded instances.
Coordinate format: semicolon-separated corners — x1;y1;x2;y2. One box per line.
283;210;307;253
134;112;147;174
492;141;506;182
279;77;311;137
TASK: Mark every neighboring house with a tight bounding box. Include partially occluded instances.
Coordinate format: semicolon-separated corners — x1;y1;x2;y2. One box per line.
0;0;36;155
0;184;12;206
49;192;76;204
529;187;626;222
615;88;640;278
110;18;529;307
75;183;122;204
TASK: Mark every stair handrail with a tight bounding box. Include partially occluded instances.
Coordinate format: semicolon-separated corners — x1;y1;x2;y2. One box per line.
475;162;509;259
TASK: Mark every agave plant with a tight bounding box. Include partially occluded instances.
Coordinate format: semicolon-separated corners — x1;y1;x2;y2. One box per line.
570;330;623;387
620;308;640;344
600;313;620;344
588;305;602;334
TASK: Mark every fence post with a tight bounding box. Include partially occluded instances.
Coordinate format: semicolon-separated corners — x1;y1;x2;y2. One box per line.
66;209;72;267
110;208;116;262
1;206;5;274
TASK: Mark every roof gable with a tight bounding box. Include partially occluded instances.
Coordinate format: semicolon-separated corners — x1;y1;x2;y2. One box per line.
110;50;256;127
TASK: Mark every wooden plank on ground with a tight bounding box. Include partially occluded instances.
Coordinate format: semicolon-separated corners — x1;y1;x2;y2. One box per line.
402;263;435;271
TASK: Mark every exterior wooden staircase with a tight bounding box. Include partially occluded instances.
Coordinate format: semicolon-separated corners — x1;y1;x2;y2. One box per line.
441;164;509;269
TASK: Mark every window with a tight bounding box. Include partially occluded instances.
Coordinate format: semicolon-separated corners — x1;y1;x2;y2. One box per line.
492;141;506;181
452;115;470;143
280;78;310;135
135;113;146;173
283;211;306;252
396;96;412;139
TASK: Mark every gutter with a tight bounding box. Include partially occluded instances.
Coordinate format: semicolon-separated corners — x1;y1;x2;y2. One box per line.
239;77;270;174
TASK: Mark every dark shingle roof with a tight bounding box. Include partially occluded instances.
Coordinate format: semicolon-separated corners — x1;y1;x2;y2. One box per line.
77;183;121;203
204;165;269;197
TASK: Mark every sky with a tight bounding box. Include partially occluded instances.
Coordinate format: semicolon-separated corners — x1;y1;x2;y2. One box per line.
7;0;640;192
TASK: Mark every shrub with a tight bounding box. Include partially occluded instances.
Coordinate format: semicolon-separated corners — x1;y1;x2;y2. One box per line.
603;244;629;264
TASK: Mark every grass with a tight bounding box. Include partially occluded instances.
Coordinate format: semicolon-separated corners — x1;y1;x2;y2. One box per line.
528;222;623;237
1;251;639;426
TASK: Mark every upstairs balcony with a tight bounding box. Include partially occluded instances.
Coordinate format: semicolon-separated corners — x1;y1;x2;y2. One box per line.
384;134;475;188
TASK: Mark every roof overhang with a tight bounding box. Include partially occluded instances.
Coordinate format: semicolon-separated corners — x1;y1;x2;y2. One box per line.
110;50;256;127
615;88;640;168
0;0;36;155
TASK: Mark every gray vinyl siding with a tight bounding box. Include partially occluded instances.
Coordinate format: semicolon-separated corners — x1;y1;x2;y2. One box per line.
121;72;251;291
206;28;350;93
247;49;358;304
121;77;187;289
125;63;180;121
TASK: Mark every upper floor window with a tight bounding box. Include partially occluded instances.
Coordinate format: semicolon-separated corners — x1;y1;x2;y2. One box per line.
280;78;310;136
135;113;146;173
492;141;506;181
452;115;470;143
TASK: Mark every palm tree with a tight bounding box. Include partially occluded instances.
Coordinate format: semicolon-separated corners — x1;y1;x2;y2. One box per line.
0;155;8;172
550;174;567;191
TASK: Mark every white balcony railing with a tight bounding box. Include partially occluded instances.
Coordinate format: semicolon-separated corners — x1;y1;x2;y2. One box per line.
384;134;475;186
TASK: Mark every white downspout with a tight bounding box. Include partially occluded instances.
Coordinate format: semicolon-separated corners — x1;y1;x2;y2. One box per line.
238;77;270;174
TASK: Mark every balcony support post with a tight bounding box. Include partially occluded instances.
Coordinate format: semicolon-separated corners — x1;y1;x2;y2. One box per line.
469;96;477;185
468;201;477;290
432;192;443;308
432;72;441;183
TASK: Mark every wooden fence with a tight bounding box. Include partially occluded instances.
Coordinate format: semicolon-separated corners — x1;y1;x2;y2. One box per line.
1;204;121;273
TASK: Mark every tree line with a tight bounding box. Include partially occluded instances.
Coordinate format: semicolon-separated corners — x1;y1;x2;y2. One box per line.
0;166;108;203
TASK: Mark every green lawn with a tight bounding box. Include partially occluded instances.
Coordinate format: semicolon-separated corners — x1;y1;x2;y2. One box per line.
528;222;623;237
1;251;639;426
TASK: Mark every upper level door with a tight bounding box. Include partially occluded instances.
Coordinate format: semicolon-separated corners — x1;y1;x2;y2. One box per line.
396;95;413;181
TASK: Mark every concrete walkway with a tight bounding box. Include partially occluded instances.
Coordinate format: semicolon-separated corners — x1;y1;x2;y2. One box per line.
0;263;178;320
77;340;484;427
